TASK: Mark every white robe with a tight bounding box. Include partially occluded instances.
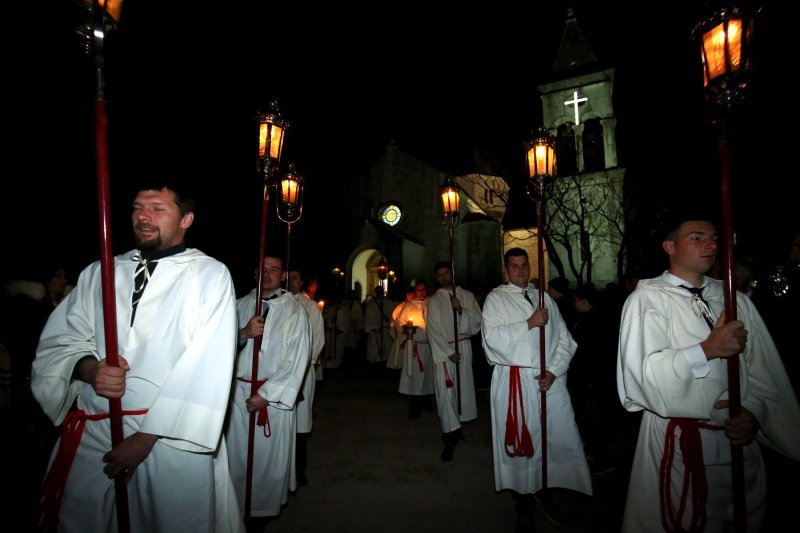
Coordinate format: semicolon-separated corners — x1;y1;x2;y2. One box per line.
294;292;324;434
344;300;363;350
426;286;481;432
385;302;406;369
322;302;348;369
617;272;800;532
364;297;394;363
225;289;310;518
481;282;591;495
395;299;434;395
32;249;244;533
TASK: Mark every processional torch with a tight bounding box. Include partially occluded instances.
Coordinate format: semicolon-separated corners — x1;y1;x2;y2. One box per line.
245;101;288;519
525;127;556;488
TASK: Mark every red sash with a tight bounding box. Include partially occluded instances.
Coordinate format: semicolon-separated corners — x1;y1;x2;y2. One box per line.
412;343;424;372
37;408;148;532
443;338;469;388
443;362;454;388
236;377;272;437
659;418;724;532
504;367;534;458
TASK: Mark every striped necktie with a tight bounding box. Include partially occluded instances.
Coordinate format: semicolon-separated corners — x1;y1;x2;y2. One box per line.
131;254;159;325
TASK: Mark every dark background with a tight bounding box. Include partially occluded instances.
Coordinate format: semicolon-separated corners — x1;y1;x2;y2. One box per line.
5;1;792;295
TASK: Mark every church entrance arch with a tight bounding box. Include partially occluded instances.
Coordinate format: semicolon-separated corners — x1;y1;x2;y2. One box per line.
348;247;386;303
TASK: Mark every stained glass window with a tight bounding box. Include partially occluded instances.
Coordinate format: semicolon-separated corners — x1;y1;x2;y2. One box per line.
380;204;401;226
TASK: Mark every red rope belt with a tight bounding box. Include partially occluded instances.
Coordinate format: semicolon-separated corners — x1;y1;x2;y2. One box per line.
37;407;148;532
444;338;469;388
236;377;272;437
443;362;454;388
504;367;534;458
659;417;724;533
412;343;424;372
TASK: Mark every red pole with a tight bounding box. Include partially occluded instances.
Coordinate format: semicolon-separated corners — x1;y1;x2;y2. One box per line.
448;226;461;415
717;118;746;532
95;98;130;533
536;197;548;489
284;222;292;291
90;2;129;527
245;174;270;519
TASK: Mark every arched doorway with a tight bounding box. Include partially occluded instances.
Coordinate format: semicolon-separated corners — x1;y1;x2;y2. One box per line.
349;248;387;302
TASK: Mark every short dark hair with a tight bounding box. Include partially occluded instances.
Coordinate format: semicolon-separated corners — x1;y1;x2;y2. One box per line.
574;285;598;305
660;208;718;242
504;247;528;266
548;277;569;295
135;177;196;217
434;261;452;273
263;256;285;271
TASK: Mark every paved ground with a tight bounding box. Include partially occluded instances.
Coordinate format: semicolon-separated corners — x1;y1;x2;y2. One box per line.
266;362;641;533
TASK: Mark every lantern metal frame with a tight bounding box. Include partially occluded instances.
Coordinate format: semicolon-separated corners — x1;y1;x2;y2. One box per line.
691;3;757;531
277;163;304;289
439;175;463;414
692;3;754;109
246;99;288;520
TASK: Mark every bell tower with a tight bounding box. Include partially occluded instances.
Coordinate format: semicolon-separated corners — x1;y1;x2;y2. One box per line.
535;6;627;287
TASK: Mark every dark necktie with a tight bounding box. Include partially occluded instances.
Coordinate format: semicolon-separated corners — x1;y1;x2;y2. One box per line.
131;254;159;325
262;293;280;318
680;285;714;330
523;289;535;308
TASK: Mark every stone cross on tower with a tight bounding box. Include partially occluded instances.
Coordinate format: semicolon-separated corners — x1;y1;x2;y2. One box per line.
564;90;588;125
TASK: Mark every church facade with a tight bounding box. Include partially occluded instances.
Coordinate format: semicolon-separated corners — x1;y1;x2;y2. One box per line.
343;142;504;301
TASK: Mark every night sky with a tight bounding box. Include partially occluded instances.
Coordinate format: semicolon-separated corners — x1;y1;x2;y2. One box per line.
6;1;791;294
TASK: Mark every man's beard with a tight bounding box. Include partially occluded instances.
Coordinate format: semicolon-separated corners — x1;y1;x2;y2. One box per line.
135;233;161;251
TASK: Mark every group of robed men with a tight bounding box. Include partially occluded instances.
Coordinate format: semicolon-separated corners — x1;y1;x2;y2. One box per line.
484;224;800;531
28;179;800;533
383;264;483;461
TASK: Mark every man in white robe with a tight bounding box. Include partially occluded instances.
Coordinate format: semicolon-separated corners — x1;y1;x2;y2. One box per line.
617;217;800;532
426;261;482;461
288;269;325;487
385;298;407;370
482;247;591;525
395;281;435;418
225;256;310;531
364;286;394;364
322;297;348;369
32;182;244;533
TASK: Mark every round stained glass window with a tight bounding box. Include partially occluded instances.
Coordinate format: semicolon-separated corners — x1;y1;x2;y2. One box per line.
380;204;402;226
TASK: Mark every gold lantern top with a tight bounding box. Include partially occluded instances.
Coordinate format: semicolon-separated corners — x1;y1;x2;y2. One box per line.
692;3;754;108
525;127;556;182
276;163;303;223
257;101;289;163
440;176;460;226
